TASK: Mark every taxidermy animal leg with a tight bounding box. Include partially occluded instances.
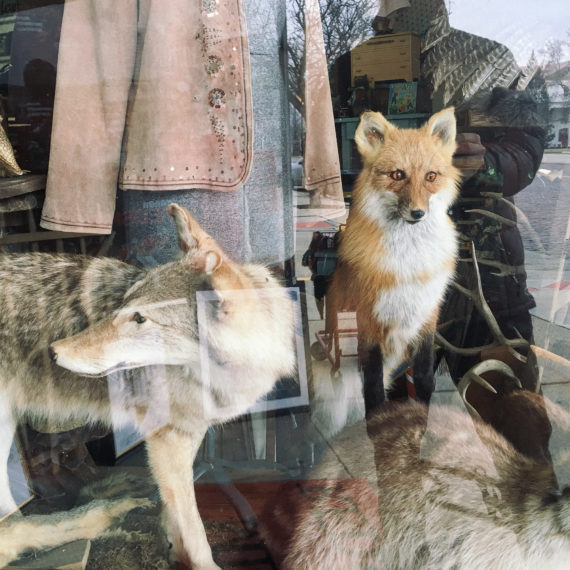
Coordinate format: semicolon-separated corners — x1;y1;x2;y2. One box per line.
360;342;385;418
411;332;436;404
0;497;150;567
145;425;220;570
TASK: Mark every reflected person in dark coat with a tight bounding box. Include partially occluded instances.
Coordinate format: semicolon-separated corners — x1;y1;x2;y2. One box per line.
439;87;552;464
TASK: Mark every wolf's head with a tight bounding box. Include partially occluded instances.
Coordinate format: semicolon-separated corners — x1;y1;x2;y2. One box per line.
48;205;296;406
353;108;460;225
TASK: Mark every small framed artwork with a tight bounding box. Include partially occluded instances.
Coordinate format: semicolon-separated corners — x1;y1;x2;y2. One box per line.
112;287;309;454
196;287;309;417
388;82;418;114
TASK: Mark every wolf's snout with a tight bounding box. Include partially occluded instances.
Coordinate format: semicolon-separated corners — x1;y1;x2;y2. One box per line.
48;346;57;362
410;209;425;220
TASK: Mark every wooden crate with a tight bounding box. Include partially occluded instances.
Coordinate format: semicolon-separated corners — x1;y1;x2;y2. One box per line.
351;32;420;85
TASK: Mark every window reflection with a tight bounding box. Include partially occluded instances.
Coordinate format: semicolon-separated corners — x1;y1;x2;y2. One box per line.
0;1;568;568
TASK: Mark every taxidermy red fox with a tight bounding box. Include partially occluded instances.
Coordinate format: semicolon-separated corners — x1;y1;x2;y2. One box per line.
328;108;460;414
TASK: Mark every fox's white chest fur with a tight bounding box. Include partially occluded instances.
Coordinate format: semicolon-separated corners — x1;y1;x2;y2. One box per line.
328;107;460;406
361;189;457;380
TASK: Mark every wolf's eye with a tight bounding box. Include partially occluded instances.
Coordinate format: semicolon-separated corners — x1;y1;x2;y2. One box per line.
425;171;437;182
132;312;146;324
389;169;406;181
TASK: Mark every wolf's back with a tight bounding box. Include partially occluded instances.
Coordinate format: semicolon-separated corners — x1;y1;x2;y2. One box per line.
0;253;146;392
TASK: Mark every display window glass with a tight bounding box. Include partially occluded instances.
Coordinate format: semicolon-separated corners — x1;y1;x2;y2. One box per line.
0;1;568;568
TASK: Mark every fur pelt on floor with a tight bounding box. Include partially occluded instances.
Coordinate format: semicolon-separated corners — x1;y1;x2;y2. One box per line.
11;468;276;569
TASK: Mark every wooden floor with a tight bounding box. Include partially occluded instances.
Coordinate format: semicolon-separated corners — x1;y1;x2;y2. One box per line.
197;480;291;570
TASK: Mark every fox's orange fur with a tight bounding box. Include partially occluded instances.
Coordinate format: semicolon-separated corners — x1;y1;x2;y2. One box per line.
328;109;460;410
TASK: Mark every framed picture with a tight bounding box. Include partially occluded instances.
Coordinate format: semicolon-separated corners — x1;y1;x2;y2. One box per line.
112;287;309;455
388;82;418;114
196;287;309;417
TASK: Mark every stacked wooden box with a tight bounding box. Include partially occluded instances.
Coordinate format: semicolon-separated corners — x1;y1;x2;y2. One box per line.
351;32;420;85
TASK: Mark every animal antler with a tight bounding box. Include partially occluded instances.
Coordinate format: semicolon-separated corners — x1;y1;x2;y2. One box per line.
479;192;546;253
458;257;526;277
464;209;517;227
530;345;570;379
456;359;521;419
435;242;529;361
435;242;530;419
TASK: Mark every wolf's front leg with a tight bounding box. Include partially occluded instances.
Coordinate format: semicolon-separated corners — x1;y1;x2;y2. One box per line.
145;426;220;570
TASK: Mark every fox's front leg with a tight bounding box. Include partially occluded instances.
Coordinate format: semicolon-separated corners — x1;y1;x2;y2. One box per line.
360;342;385;418
145;426;220;570
412;332;436;403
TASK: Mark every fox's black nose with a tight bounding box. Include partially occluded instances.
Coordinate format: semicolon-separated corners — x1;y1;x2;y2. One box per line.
48;346;57;362
410;209;425;220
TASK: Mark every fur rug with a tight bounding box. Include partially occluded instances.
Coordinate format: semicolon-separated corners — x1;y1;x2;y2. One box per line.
16;468;276;569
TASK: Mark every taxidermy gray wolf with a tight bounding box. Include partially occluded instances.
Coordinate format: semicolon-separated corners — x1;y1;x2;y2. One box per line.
326;108;460;416
265;400;570;570
0;204;296;569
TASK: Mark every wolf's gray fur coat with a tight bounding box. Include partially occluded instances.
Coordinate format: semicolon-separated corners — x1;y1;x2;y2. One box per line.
0;204;296;569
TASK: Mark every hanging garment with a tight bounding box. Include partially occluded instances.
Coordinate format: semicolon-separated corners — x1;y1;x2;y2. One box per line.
40;0;343;266
302;0;344;213
114;0;298;266
41;0;253;234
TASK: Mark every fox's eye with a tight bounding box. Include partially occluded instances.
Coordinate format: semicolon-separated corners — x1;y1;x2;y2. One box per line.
132;312;146;324
389;169;406;181
425;171;437;182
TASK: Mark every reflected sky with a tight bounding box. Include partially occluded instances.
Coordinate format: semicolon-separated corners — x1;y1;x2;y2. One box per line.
449;0;569;65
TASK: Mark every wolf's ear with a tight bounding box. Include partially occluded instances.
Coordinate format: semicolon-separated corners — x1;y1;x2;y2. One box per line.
168;203;210;253
168;203;224;274
354;111;393;162
203;251;222;274
425;107;457;156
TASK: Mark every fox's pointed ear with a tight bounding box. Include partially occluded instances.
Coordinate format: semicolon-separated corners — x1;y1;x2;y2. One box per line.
425;107;457;156
168;203;223;274
354;111;393;163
